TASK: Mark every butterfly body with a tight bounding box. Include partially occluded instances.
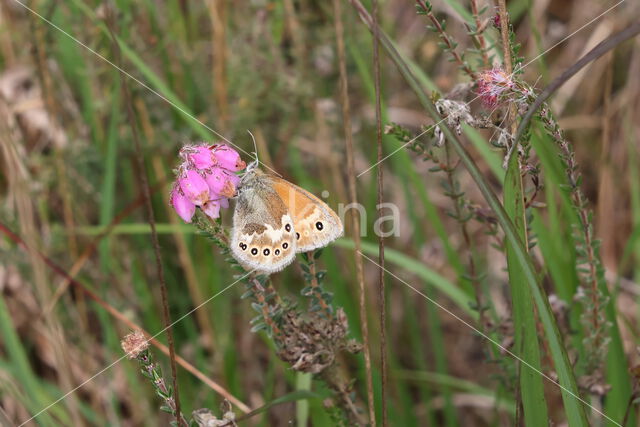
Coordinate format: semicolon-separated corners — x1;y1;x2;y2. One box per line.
230;165;343;274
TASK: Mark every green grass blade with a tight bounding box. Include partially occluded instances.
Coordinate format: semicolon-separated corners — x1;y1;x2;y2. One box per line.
295;373;312;427
504;152;549;425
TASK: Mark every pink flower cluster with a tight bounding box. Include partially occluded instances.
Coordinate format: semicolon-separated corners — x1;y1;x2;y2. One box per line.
170;144;246;222
476;67;515;108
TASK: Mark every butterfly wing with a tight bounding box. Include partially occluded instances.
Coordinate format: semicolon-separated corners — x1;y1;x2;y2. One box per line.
268;176;344;253
230;174;297;273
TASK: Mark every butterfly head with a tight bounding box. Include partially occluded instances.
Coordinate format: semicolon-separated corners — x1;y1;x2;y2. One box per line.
235;160;263;197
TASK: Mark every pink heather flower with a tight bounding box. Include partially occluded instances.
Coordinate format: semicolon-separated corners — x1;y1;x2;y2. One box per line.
206;167;240;197
476;67;514;108
205;167;228;195
224;171;240;193
212;144;246;171
220;180;236;198
170;142;245;223
189;145;215;169
202;199;222;219
179;170;210;206
170;187;196;223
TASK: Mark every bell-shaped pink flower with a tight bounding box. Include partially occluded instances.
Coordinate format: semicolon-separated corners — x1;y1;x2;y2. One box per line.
189;145;215;170
205;167;228;195
220;180;237;198
226;170;240;189
202;199;222;219
213;145;246;171
170;188;196;223
179;170;209;206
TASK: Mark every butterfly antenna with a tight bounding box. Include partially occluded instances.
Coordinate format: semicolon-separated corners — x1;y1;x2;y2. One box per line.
247;130;259;166
245;130;281;176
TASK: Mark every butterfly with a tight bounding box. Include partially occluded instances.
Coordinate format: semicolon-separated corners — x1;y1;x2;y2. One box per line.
230;162;343;274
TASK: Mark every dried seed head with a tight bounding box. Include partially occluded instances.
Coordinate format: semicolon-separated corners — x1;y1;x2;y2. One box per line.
121;330;149;359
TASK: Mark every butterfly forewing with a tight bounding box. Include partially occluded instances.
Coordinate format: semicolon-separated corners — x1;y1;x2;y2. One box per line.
269;176;344;253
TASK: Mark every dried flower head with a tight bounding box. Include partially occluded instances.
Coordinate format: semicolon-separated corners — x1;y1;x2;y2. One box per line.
476;67;515;108
492;12;501;29
170;143;246;222
434;99;476;146
121;330;149;359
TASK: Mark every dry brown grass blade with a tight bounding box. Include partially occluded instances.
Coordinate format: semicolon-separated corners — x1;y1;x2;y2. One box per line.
332;0;376;425
207;0;228;132
470;0;490;68
0;221;252;414
597;54;616;270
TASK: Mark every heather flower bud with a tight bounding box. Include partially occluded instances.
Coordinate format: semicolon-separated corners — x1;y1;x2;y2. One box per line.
179;170;210;206
205;167;229;195
202;199;222;219
170;187;196;223
225;171;240;193
213;144;246;171
189;145;215;169
220;180;237;199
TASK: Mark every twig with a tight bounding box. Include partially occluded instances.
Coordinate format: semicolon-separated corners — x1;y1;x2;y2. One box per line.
469;0;490;67
332;0;376;425
443;144;484;324
251;278;283;338
105;11;184;426
497;0;519;141
416;0;477;79
305;252;333;319
372;0;387;424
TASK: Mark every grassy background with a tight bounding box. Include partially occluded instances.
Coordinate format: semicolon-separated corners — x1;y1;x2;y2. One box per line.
1;0;639;425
